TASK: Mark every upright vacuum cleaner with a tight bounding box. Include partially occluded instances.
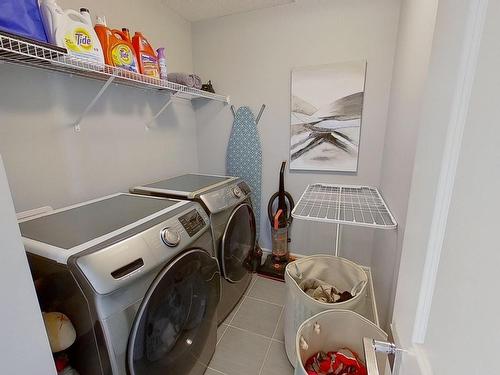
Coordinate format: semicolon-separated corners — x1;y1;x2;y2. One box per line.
258;161;294;280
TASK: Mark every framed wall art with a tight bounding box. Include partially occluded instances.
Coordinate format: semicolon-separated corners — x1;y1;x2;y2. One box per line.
290;60;367;172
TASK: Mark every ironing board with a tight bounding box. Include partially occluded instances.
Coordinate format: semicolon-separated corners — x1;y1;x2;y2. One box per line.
226;106;263;240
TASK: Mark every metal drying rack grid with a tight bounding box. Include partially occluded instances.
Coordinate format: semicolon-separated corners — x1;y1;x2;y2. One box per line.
292;183;397;256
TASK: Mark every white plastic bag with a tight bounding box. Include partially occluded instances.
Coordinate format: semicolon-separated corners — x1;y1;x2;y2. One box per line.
294;310;387;375
284;255;368;366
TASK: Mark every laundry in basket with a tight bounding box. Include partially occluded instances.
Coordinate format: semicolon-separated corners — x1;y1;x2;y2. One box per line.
284;255;368;367
294;310;387;375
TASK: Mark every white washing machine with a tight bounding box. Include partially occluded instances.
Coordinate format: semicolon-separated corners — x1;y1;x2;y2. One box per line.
19;193;219;375
130;173;256;324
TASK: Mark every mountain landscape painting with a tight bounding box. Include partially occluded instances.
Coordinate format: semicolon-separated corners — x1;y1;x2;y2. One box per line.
290;60;367;172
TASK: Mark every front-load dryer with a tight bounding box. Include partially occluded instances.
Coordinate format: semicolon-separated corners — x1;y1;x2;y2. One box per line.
19;193;219;375
130;173;256;324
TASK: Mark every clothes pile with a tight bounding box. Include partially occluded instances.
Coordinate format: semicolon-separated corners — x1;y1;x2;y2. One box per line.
299;278;353;303
304;348;367;375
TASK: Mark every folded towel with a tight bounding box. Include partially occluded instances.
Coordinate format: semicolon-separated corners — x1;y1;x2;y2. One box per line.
167;72;194;87
190;74;202;89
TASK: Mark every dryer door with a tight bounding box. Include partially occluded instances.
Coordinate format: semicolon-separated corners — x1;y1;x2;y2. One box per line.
127;249;220;375
220;203;256;283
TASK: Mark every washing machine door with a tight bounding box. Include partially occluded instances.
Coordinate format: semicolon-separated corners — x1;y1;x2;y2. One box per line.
220;203;256;283
127;249;220;375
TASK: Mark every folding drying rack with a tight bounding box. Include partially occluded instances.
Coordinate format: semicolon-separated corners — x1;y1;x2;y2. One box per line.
292;184;397;256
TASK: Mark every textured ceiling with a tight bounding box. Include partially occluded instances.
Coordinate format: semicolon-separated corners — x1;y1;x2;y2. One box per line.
164;0;295;22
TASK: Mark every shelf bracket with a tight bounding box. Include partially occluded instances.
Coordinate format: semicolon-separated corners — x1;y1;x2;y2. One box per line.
145;91;180;130
73;76;115;132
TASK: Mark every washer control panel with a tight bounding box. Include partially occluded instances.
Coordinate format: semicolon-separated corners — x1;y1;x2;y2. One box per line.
237;181;251;195
232;186;242;198
178;209;206;237
200;180;252;213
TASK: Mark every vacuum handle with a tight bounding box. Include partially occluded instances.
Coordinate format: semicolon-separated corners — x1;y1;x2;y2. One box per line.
278;161;287;211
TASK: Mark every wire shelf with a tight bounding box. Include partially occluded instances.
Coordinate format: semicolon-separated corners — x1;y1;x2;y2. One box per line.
292;183;397;229
0;33;229;103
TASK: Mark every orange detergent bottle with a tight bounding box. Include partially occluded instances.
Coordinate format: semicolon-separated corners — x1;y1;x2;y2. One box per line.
94;16;138;73
132;32;160;78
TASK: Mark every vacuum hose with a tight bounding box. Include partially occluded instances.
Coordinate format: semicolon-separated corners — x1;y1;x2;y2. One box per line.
267;161;295;226
267;191;295;225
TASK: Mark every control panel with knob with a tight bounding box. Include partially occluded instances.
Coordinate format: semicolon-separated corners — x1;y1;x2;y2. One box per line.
232;186;242;198
160;227;181;247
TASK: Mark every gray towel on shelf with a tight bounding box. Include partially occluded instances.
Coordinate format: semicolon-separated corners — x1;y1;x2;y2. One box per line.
167;73;203;89
167;72;194;87
191;74;202;89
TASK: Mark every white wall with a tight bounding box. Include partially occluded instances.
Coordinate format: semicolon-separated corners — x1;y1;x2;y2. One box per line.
192;0;401;266
0;0;199;212
0;156;56;375
370;0;438;328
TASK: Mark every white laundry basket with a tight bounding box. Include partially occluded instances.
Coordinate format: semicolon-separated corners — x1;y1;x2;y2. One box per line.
294;310;387;375
284;255;368;366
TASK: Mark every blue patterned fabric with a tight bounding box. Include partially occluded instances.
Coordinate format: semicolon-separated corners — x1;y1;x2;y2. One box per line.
227;106;263;240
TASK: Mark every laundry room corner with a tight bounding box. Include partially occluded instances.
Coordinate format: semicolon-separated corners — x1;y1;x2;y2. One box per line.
192;0;402;324
370;0;439;329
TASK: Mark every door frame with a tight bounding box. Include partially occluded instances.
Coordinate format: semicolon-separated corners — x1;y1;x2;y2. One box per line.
390;0;490;373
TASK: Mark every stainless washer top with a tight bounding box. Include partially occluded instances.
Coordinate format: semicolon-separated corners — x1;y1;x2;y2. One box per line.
20;194;180;250
19;193;190;264
131;174;253;214
131;173;238;199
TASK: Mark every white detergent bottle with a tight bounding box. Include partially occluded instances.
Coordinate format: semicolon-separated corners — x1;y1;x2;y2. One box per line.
39;0;104;65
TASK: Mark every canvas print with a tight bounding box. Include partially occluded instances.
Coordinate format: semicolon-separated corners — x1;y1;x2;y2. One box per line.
290;60;367;172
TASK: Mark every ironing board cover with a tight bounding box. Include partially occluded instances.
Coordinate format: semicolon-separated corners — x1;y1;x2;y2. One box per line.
226;106;263;240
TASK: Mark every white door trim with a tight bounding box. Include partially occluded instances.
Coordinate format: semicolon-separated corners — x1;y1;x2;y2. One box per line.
412;0;489;344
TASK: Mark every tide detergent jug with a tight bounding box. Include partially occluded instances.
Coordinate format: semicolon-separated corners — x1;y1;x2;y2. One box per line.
132;32;159;78
39;0;104;65
94;18;138;73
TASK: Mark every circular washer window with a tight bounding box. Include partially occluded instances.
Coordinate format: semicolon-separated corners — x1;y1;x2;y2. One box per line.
127;249;219;375
220;203;256;283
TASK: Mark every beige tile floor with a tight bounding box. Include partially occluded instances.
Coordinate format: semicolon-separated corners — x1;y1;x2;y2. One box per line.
206;275;294;375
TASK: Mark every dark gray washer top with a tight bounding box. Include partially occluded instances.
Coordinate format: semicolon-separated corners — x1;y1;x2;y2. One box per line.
142;174;230;194
19;194;179;250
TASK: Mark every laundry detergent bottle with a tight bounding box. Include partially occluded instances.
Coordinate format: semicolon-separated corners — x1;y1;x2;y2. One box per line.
94;18;138;73
39;0;104;65
132;32;160;78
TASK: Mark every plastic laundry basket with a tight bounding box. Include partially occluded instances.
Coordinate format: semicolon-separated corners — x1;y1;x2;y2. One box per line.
294;310;388;375
284;255;368;366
